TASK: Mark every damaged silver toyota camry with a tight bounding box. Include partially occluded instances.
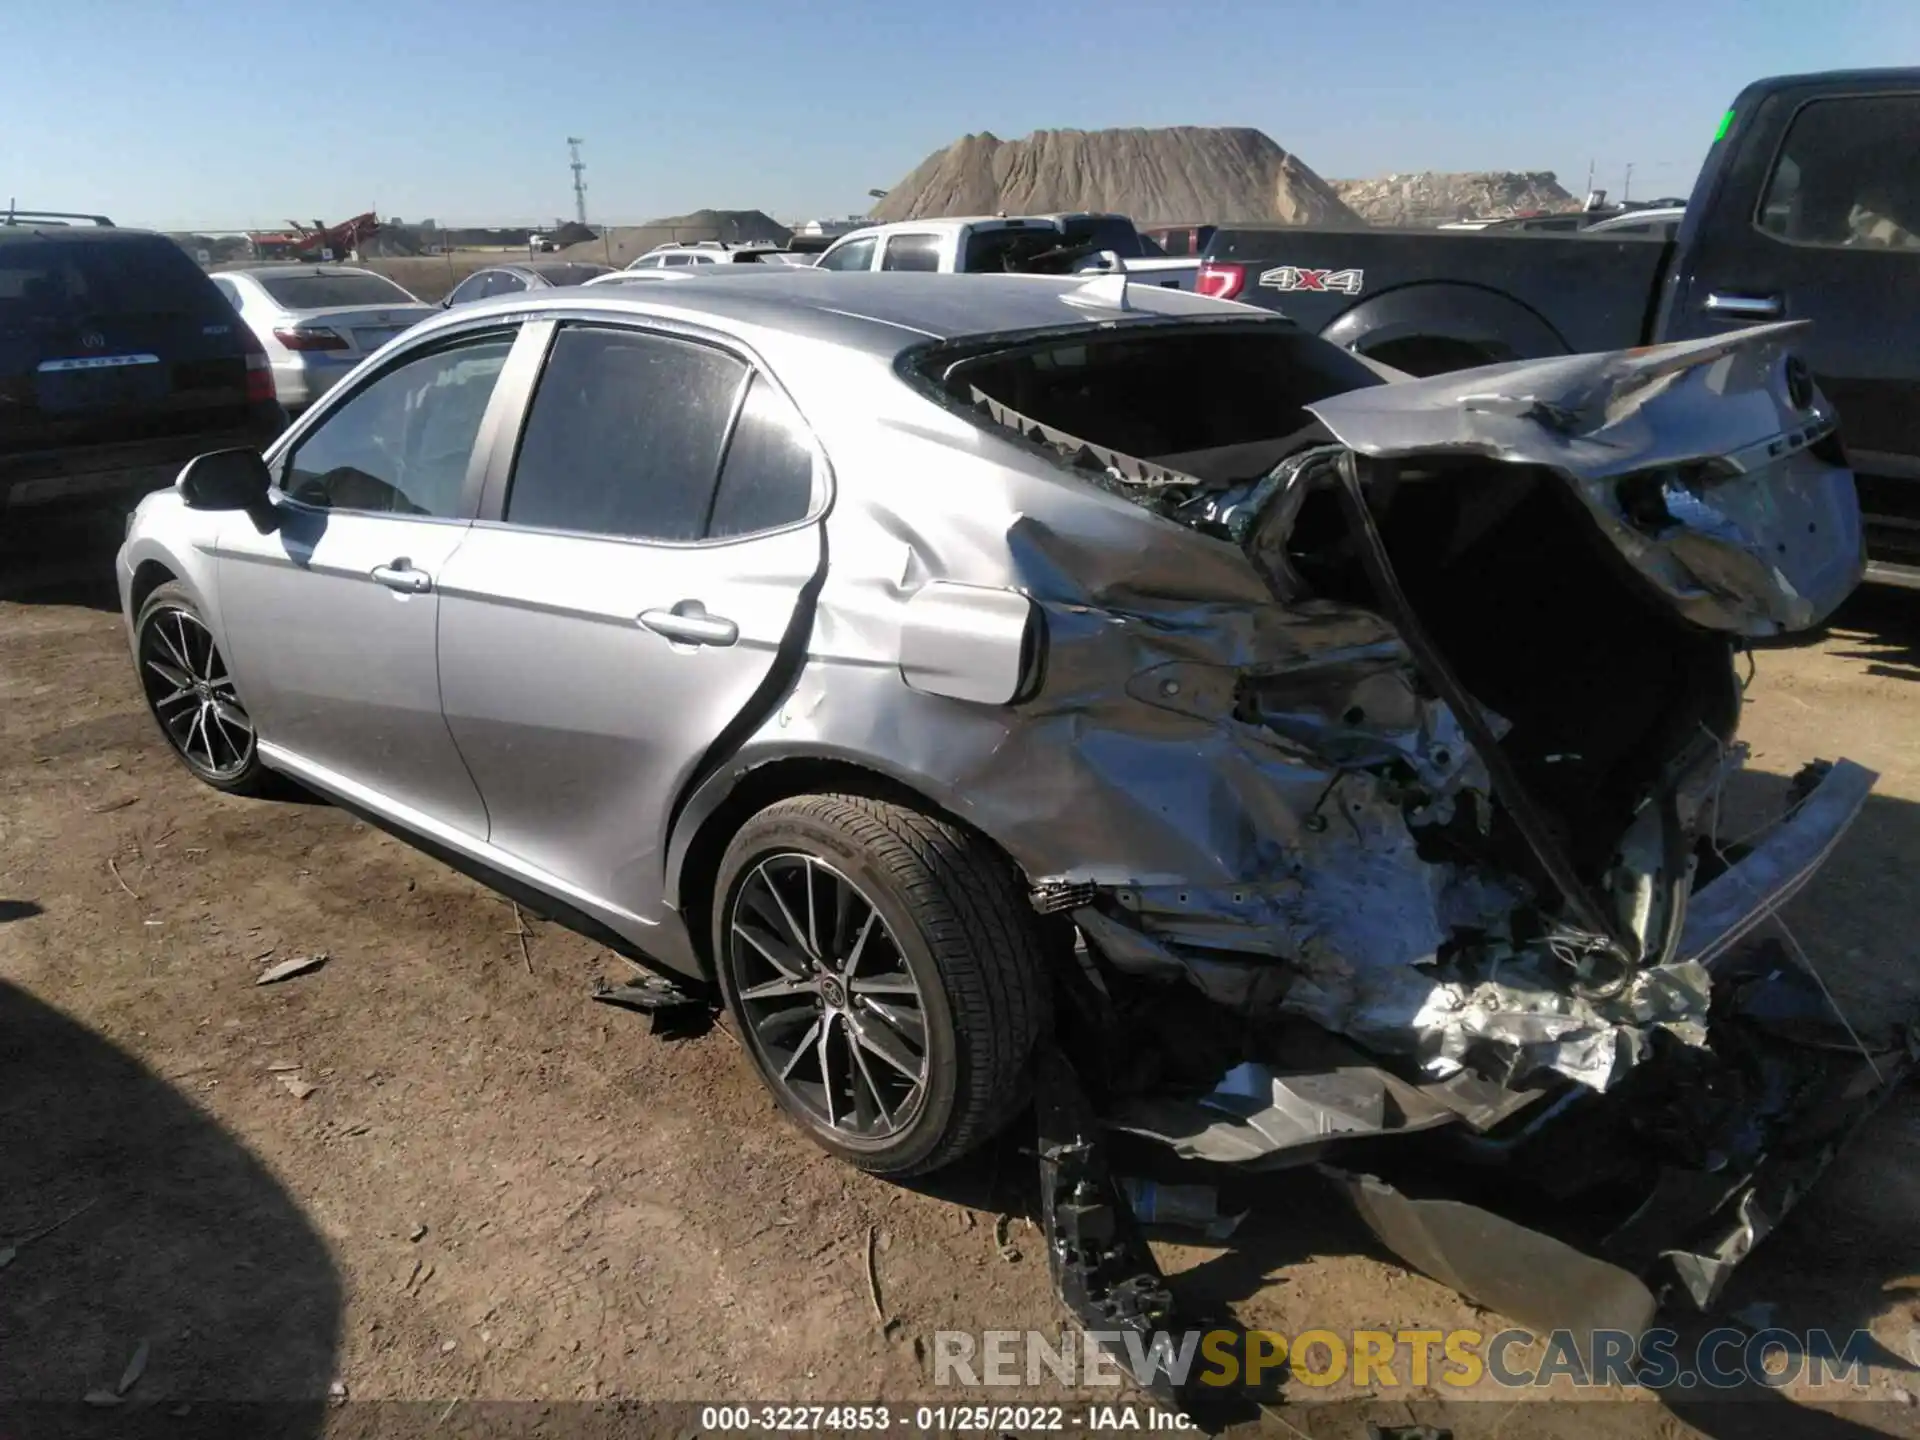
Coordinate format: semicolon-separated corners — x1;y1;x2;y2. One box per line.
118;269;1905;1373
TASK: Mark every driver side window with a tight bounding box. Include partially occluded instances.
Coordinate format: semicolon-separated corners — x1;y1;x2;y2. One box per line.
282;333;515;518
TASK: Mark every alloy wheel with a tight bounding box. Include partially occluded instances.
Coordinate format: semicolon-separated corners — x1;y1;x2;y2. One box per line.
138;607;255;781
727;854;931;1141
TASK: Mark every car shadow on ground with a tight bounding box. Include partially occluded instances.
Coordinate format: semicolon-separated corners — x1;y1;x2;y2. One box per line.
1777;586;1920;684
0;505;130;612
0;975;341;1435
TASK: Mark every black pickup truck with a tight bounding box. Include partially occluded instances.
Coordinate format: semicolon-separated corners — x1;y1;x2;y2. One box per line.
1201;68;1920;585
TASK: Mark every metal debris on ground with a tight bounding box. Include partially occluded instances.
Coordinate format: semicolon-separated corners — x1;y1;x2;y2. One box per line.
590;972;710;1036
116;1339;150;1396
256;952;328;986
278;1075;317;1100
993;1212;1020;1263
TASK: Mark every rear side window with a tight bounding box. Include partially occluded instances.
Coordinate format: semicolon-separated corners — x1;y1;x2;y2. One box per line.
506;325;748;541
0;235;223;331
1758;95;1920;248
880;234;941;272
258;271;415;307
708;375;816;537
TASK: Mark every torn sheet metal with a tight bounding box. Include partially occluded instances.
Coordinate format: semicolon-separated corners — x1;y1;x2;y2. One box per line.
1081;746;1874;1093
1305;321;1864;635
1108;1060;1461;1168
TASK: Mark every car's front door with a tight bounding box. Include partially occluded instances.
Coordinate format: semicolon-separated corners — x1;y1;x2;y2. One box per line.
1664;85;1920;569
218;327;524;838
434;320;826;933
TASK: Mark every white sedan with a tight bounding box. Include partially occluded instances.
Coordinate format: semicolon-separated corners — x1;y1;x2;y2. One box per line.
209;266;437;410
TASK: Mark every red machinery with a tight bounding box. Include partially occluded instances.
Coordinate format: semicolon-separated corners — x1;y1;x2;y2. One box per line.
248;212;380;262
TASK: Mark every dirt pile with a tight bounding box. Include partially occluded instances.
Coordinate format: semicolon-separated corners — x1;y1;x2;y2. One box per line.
872;127;1363;228
1332;171;1577;226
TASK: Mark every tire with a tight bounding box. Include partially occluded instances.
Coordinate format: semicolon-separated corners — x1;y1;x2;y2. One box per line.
713;793;1051;1177
135;581;271;796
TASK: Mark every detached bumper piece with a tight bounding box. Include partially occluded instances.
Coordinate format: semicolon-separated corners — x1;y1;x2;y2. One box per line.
1033;1046;1184;1409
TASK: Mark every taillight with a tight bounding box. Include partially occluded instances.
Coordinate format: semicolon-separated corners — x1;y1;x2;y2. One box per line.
238;329;276;403
1196;262;1246;300
271;326;349;352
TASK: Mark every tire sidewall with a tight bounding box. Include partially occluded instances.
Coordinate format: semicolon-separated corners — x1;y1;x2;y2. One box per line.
714;807;962;1174
136;583;262;794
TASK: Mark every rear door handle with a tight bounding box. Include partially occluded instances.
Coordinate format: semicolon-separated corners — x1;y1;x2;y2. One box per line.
1704;292;1784;319
640;600;738;647
371;561;432;594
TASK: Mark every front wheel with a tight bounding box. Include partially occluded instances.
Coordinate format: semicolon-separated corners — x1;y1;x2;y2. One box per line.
713;794;1051;1177
135;581;270;795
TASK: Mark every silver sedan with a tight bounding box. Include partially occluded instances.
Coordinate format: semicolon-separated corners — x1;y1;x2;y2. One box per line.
209;265;436;410
115;271;1876;1254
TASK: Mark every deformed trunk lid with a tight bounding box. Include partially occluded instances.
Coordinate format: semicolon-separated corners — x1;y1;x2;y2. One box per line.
1305;320;1864;635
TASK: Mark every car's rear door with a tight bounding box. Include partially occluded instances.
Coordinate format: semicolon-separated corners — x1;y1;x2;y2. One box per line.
218;324;532;838
434;319;825;935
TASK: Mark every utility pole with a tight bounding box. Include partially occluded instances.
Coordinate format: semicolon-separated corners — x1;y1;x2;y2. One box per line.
568;137;588;226
1623;162;1634;203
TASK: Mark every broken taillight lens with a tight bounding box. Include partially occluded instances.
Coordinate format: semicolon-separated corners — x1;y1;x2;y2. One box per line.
1196;262;1246;300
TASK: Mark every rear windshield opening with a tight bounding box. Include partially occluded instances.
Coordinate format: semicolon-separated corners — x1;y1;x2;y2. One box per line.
929;326;1386;485
257;271;417;308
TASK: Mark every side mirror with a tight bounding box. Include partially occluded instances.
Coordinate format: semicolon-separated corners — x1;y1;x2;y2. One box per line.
178;447;279;533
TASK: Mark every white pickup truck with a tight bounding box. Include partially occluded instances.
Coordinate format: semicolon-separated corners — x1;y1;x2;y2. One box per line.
811;213;1200;290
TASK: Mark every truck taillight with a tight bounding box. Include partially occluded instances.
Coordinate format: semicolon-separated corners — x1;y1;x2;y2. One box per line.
238;330;276;403
1196;262;1245;300
272;326;349;352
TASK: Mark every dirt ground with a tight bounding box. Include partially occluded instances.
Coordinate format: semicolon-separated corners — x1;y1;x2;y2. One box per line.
5;506;1920;1439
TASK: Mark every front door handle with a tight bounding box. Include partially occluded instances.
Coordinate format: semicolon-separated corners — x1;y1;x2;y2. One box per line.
640;600;738;647
1704;292;1784;319
371;561;432;594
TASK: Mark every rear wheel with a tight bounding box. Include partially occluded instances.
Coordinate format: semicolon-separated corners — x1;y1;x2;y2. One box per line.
135;581;270;795
713;794;1051;1177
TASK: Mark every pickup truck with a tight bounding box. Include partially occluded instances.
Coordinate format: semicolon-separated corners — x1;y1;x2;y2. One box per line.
1201;68;1920;586
815;213;1199;289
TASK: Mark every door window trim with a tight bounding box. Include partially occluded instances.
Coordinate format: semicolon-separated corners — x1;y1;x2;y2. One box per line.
264;321;537;525
1750;86;1920;251
471;313;832;550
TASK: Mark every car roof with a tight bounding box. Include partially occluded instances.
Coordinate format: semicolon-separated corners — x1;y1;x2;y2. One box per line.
221;264;388;279
0;224;174;248
425;270;1271;354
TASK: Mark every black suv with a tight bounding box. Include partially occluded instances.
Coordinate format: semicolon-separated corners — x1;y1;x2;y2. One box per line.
1;211;286;515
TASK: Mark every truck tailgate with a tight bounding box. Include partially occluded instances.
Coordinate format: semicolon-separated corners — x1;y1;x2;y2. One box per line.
1207;228;1674;355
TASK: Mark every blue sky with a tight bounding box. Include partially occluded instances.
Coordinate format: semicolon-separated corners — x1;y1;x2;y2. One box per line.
3;0;1915;230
